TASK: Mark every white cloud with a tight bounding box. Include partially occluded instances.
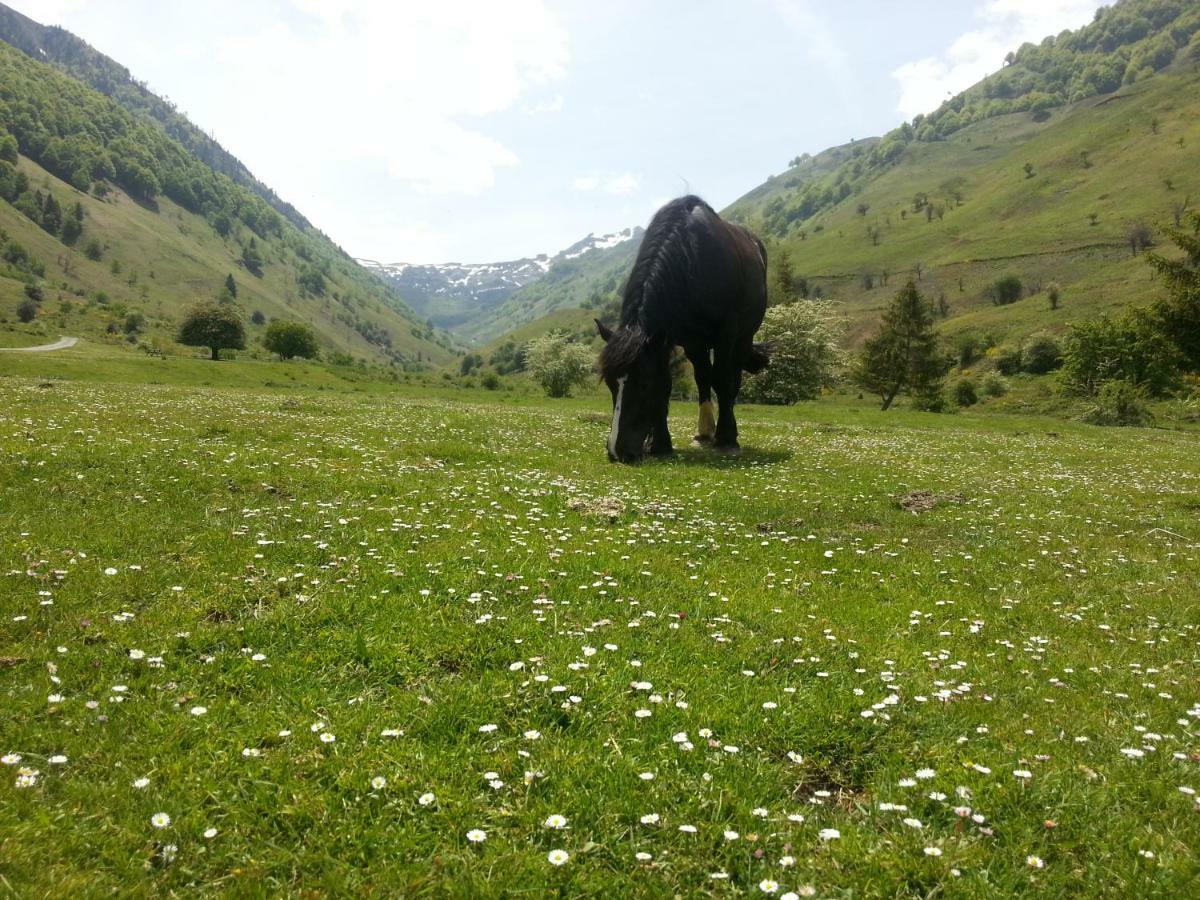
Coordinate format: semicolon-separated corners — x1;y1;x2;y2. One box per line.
891;0;1105;120
572;173;640;195
212;1;568;196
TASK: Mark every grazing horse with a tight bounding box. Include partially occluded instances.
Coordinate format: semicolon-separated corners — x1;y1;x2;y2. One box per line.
597;195;769;463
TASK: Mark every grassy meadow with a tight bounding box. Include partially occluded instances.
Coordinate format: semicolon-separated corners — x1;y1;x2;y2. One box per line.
2;348;1199;897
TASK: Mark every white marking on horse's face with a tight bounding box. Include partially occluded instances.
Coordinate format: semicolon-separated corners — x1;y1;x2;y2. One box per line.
608;375;627;459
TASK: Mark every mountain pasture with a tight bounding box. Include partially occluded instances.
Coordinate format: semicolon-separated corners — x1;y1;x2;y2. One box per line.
2;357;1198;896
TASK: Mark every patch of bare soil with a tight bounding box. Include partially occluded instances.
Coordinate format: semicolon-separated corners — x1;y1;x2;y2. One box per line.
898;490;967;513
568;496;625;521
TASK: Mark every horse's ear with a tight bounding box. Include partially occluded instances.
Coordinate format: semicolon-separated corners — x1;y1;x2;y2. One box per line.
595;319;614;343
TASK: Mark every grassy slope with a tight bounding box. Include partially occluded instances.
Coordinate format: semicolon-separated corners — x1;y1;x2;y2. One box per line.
735;65;1200;348
1;351;1198;896
0;154;455;365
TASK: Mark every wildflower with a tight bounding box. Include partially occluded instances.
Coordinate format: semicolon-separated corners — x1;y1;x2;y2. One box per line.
478;723;498;733
48;755;67;765
547;849;569;865
418;792;436;806
190;706;207;716
760;879;780;893
128;649;145;660
203;827;218;839
915;768;936;780
133;777;150;789
903;818;924;829
241;748;261;758
723;829;739;840
1027;855;1045;869
319;732;335;743
1013;769;1032;780
545;814;567;829
524;729;541;740
371;776;387;790
640;813;660;825
151;812;171;828
924;847;943;856
1;753;22;765
818;828;841;840
634;709;651;719
678;824;697;833
635;851;652;861
466;829;487;843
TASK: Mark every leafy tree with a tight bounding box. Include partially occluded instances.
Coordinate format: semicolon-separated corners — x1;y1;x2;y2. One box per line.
854;281;949;410
84;238;102;261
1047;282;1062;309
123;312;145;334
178;303;246;360
263;320;319;360
0;134;17;164
525;332;593;398
17;297;39;323
1146;210;1200;370
1128;221;1154;255
954;379;979;406
23;283;44;302
741;300;845;405
489;340;527;375
459;352;484;376
250;310;266;326
297;266;326;296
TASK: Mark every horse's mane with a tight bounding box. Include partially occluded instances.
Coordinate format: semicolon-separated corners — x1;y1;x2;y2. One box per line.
599;195;711;380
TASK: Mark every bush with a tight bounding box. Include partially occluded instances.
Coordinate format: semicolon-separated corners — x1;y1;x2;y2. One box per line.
1022;334;1062;374
23;283;44;302
988;275;1023;305
123;312;145;334
481;372;501;390
250;310;266;326
994;346;1023;375
84;239;102;261
954;379;979;406
1080;380;1152;426
525;331;594;398
1046;282;1062;309
981;372;1009;397
1060;310;1180;396
741;299;845;404
16;297;38;323
912;387;949;412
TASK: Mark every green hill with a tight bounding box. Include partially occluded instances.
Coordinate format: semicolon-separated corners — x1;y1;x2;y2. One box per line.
488;0;1200;360
0;22;453;366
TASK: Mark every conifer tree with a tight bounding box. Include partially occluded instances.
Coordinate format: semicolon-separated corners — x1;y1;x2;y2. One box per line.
854;280;947;410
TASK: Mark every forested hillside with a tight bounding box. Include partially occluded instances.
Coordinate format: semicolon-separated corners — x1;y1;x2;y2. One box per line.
0;23;453;365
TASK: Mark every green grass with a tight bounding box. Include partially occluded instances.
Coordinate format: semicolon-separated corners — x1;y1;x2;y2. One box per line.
2;354;1199;897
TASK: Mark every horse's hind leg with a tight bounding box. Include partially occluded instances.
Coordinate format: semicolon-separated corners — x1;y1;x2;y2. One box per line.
685;344;715;445
712;343;743;452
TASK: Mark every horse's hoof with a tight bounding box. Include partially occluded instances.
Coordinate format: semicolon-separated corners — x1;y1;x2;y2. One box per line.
713;443;741;455
692;434;714;446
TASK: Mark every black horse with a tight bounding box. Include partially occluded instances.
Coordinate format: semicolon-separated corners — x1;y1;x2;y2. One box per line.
597;195;769;463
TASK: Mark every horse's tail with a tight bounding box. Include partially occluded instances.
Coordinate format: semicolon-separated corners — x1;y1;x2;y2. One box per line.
744;342;771;374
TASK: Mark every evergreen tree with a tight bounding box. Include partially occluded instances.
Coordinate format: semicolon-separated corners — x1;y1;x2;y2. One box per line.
768;247;796;306
178;303;246;360
1147;210;1200;371
241;237;263;276
224;273;238;298
40;194;63;235
854;281;948;410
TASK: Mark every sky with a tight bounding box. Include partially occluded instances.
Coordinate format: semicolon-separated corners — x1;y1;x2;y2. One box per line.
16;0;1106;264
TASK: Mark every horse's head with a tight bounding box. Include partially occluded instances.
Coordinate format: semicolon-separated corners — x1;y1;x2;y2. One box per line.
596;319;671;463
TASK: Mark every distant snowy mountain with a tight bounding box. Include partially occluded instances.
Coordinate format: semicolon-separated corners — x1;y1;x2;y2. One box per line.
359;227;641;333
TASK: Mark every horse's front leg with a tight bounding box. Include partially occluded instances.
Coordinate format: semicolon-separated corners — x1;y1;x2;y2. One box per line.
712;344;743;452
647;384;674;457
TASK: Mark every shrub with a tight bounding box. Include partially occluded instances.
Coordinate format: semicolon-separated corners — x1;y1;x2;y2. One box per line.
981;372;1009;397
994;346;1023;375
525;331;594;398
481;372;501;390
988;275;1023;306
954;379;979;406
1022;334;1063;374
1060;310;1180;396
1047;282;1062;309
250;310;266;326
23;283;43;302
84;238;102;261
16;297;38;322
1080;380;1152;426
741;299;845;405
123;312;145;334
